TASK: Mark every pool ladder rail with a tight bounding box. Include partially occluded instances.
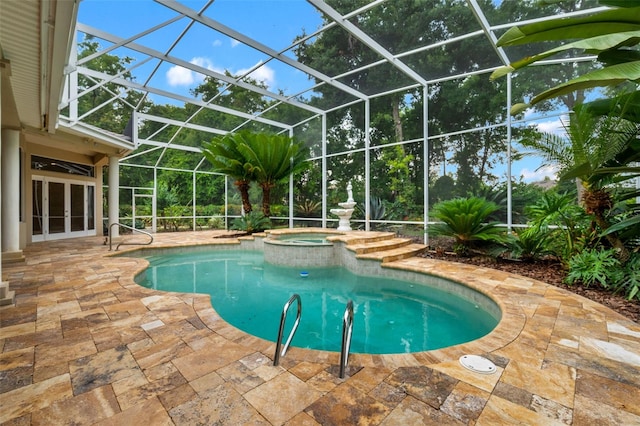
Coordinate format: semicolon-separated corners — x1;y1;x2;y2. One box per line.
339;300;354;379
273;294;354;379
274;294;302;366
108;222;154;251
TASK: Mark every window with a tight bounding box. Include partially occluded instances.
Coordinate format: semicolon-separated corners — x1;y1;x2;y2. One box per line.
31;155;94;177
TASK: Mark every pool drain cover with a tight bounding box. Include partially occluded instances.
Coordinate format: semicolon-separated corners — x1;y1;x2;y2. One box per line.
459;355;497;374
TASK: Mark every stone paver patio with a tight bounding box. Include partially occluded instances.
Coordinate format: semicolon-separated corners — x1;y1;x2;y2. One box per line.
1;230;639;425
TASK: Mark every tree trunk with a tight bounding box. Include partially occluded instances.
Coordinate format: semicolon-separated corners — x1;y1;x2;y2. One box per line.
235;180;252;214
391;96;404;142
583;188;630;262
478;131;490;181
391;96;406;201
593;212;630;262
261;183;273;217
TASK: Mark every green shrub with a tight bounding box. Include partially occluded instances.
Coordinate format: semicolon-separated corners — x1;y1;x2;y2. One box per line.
270;204;286;217
231;212;271;234
428;197;508;256
208;217;225;229
195;204;218;216
566;249;640;300
565;249;622;288
509;225;555;261
616;254;640;301
525;192;591;262
119;218;145;230
226;204;243;215
295;199;322;217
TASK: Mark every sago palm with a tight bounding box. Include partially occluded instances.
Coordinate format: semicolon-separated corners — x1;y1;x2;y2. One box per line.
428;197;508;255
201;133;256;215
522;105;636;259
236;132;308;217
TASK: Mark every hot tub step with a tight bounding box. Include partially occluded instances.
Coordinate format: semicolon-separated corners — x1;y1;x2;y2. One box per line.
356;243;427;263
329;231;397;246
347;237;412;254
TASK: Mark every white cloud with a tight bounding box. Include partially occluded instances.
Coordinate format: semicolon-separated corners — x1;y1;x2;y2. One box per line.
212;39;223;47
166;57;221;87
536;114;569;135
518;164;559;182
522;108;570;136
165;58;277;91
237;62;276;89
166;65;194;86
230;39;241;48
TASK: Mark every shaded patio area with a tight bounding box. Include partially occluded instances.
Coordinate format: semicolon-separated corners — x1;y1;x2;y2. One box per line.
1;231;639;425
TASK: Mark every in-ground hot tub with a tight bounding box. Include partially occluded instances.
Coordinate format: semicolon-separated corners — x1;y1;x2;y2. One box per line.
263;230;343;267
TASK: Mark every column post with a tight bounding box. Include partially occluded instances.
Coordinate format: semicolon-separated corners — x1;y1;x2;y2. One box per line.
1;129;23;262
0;79;16;305
108;155;120;238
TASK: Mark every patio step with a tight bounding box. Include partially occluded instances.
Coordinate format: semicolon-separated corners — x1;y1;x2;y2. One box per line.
356;243;427;263
0;281;15;306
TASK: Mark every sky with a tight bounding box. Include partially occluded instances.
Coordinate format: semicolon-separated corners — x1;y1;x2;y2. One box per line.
78;0;323;98
77;0;571;184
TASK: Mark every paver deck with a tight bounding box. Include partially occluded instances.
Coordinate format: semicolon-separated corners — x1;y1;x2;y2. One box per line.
1;230;639;425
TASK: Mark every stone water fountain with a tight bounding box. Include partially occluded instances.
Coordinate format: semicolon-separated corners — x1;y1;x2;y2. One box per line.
330;182;356;231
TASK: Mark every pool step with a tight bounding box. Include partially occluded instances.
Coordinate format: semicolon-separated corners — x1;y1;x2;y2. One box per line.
346;237;413;255
356;243;427;263
329;231;397;246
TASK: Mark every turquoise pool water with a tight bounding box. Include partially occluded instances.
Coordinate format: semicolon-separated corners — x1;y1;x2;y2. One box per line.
135;250;499;354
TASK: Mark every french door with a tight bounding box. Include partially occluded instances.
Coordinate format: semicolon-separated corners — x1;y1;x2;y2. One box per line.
32;176;96;241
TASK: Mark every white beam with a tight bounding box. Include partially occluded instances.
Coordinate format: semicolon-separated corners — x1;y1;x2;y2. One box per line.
77;23;325;115
137;139;203;153
137;113;228;136
155;0;368;101
77;67;291;130
307;0;429;87
466;0;510;66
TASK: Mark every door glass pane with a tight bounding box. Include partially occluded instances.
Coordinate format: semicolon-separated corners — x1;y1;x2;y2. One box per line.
71;184;85;232
48;182;65;234
32;180;43;235
87;186;95;231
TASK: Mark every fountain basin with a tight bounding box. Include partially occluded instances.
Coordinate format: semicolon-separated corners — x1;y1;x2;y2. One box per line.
329;208;353;216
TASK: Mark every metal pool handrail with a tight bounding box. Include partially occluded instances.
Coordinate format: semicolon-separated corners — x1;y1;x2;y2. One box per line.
339;300;354;378
109;222;154;251
273;294;302;366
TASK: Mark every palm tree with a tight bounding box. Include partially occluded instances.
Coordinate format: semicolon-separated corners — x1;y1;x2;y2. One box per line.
428;197;509;256
585;91;640;241
202;133;256;215
521;105;598;201
521;104;637;259
237;132;308;217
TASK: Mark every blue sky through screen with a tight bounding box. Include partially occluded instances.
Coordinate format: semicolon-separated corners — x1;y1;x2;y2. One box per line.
78;0;323;97
78;0;571;183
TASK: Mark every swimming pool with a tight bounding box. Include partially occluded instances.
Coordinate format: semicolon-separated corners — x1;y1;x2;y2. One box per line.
135;249;500;354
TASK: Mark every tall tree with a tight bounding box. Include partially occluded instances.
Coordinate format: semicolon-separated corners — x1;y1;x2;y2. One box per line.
294;0;599;205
